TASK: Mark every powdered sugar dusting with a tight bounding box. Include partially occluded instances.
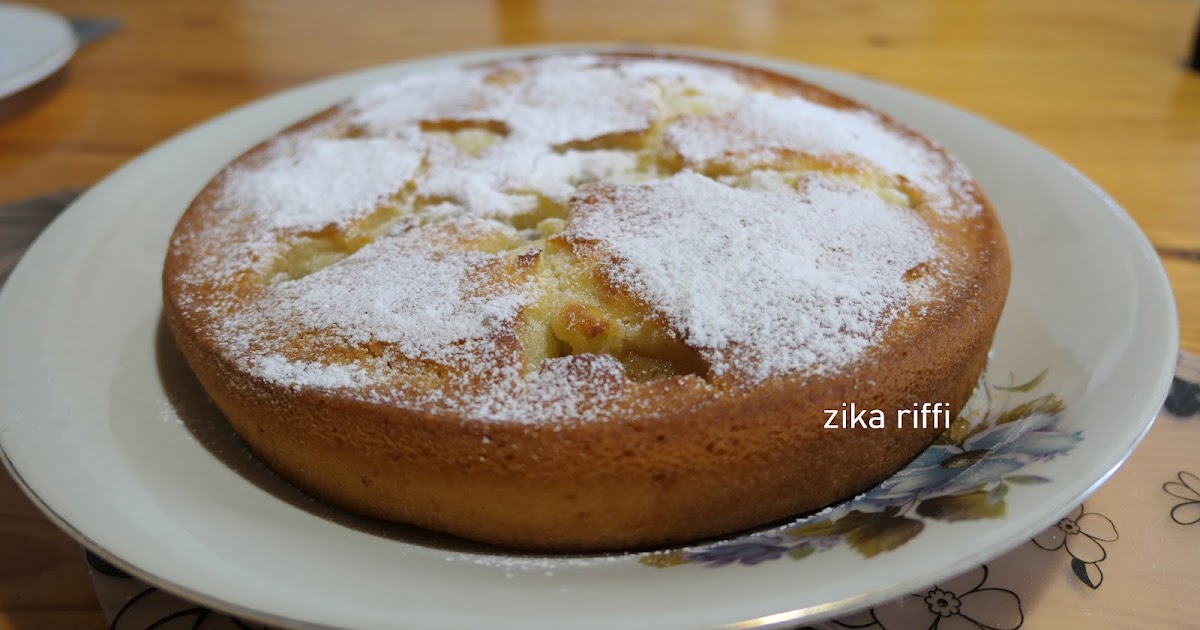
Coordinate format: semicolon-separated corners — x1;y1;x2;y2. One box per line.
415;140;642;218
666;92;976;216
220;227;528;389
254;355;376;390
460;354;631;423
569;171;938;381
220;135;425;232
350;56;657;146
172;53;985;423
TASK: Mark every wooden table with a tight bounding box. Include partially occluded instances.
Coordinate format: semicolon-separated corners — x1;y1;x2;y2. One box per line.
1;0;1198;627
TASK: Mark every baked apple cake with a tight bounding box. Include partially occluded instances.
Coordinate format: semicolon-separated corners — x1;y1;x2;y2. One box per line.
163;53;1010;550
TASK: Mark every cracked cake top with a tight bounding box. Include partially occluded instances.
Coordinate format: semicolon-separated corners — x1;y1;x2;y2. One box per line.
165;53;987;424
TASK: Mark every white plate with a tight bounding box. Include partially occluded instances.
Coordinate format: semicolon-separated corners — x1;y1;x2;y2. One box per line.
0;2;75;99
0;46;1179;629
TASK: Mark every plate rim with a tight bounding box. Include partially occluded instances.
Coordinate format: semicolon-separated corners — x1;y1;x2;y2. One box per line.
0;43;1181;630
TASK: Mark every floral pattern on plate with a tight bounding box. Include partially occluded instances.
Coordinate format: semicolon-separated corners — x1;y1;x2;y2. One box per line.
642;370;1081;568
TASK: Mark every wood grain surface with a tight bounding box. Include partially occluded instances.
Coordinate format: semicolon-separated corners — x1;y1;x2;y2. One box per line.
0;0;1197;627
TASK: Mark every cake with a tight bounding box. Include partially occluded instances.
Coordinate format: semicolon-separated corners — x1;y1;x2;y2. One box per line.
162;52;1010;551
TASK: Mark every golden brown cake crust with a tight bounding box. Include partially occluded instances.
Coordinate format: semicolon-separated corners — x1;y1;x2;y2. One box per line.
163;52;1010;551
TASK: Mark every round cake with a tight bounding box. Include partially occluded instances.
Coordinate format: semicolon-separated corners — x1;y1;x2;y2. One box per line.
163;52;1010;551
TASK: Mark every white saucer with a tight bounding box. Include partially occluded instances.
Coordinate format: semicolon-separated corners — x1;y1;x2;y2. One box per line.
0;2;76;99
